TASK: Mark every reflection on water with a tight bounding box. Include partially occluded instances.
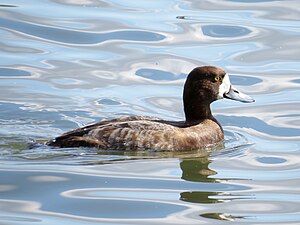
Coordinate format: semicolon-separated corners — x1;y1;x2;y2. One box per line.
0;68;31;77
0;18;165;44
136;68;186;81
0;0;300;224
0;4;16;7
180;158;216;182
202;25;251;38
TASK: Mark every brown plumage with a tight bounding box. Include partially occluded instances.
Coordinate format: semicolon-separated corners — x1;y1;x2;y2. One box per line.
47;66;254;151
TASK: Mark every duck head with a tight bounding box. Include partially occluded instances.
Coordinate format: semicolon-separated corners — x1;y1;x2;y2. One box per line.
183;66;254;121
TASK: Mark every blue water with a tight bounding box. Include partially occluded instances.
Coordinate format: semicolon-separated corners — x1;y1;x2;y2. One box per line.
0;0;300;224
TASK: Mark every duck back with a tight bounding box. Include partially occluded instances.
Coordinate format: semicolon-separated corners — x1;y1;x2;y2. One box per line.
47;116;224;151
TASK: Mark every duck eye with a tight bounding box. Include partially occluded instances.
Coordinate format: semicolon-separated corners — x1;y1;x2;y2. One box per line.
214;76;222;82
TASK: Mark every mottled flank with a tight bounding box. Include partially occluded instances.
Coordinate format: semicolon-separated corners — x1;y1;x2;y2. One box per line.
47;116;224;151
46;66;253;151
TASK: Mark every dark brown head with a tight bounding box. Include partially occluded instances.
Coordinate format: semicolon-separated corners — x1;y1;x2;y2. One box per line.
183;66;254;122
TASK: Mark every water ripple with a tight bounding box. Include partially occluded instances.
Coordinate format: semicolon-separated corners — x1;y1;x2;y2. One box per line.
0;0;300;224
0;68;31;77
202;25;252;38
0;18;165;45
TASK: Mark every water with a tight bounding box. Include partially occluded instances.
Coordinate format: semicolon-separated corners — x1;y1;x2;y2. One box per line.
0;0;300;224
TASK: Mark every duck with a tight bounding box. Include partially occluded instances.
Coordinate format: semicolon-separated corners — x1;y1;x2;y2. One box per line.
46;66;254;151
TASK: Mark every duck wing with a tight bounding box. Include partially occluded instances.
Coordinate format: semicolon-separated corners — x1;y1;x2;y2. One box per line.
46;116;179;150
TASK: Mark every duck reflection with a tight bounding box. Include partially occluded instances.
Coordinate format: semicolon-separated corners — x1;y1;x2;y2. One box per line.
180;157;217;183
179;157;249;221
180;191;220;204
179;157;220;204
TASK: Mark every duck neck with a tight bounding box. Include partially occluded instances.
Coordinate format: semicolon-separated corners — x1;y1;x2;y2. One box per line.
184;102;213;122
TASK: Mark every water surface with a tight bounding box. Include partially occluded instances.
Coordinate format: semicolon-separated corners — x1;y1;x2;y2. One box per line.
0;0;300;224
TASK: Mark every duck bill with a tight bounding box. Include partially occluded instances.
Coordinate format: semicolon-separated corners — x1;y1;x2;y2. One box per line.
224;86;255;103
